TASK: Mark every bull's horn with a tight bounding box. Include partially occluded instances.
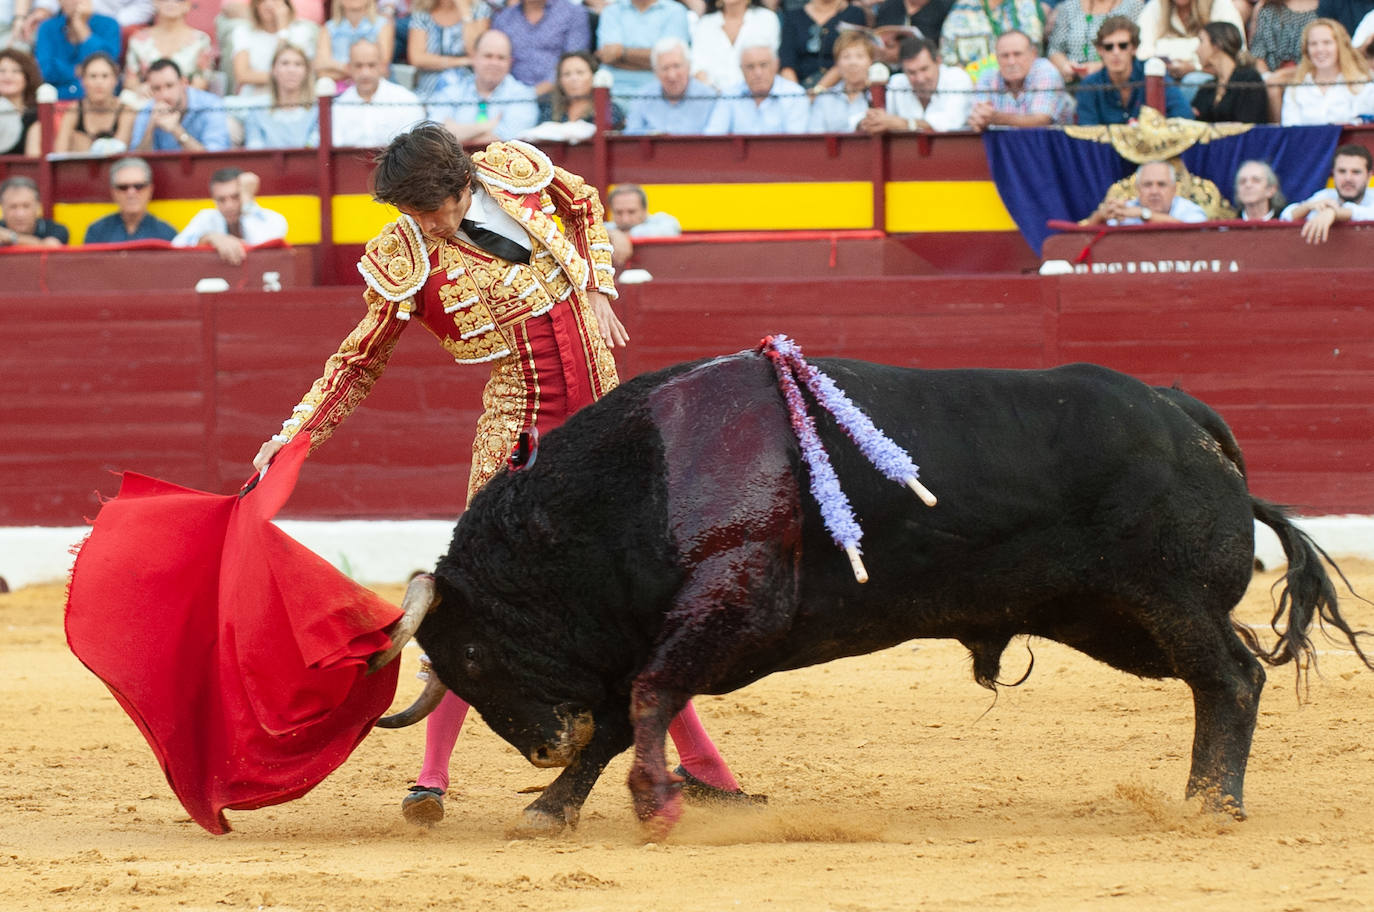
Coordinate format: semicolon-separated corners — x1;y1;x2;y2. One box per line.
367;573;440;674
375;672;447;728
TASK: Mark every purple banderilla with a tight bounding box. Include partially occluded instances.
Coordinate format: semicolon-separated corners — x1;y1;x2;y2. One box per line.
758;334;938;583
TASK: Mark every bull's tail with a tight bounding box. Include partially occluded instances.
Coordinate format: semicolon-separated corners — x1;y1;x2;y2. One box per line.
1239;499;1374;684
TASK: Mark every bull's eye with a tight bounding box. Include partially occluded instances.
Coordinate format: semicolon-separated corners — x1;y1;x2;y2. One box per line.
463;644;481;679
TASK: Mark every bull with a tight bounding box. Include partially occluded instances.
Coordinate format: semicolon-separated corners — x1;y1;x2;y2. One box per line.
372;351;1371;836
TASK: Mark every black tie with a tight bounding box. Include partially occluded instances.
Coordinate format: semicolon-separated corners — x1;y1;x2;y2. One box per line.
460;219;530;264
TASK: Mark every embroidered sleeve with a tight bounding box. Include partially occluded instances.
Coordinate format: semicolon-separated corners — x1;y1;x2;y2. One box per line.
543;163;619;300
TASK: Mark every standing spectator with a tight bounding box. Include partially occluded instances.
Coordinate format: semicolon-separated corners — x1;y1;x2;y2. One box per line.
1083;160;1209;224
940;0;1046;71
174;167;288;263
1192;21;1268;121
332;38;426;145
1279;17;1374;122
33;0;120;99
540;49;626;128
1076;16;1191;123
0;175;69;245
1250;0;1319;73
1046;0;1143;83
406;0;490;99
231;0;319;96
491;0;590;98
428;28;539;141
1135;0;1247;100
315;0;393;81
83;156;179;242
690;0;780;91
704;42;810;133
124;0;215;95
624;35;718;133
131;58;232;150
1232;159;1285;219
872;0;956;67
54;50;136;152
0;48;41;156
1280;142;1374;242
968;28;1073;128
596;0;692;99
807;28;876;131
607;182;681;235
242;42;318;147
778;0;865;88
861;35;973;131
1315;0;1372;37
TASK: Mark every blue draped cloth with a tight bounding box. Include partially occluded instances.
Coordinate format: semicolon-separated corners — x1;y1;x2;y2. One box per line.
982;124;1344;254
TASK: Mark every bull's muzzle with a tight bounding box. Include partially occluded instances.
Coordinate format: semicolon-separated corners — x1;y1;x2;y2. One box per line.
528;704;595;768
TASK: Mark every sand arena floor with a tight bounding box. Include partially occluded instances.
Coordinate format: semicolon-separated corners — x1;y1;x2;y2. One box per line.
2;562;1372;912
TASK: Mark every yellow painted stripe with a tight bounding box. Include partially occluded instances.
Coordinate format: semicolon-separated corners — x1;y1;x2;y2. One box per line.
333;194;400;244
629;182;874;232
885;181;1017;232
53;195;322;244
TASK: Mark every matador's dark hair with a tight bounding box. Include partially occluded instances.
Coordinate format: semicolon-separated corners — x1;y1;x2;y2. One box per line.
372;123;475;212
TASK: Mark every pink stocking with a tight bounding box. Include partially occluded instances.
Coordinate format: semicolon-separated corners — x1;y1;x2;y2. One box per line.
414;690;470;793
667;700;740;791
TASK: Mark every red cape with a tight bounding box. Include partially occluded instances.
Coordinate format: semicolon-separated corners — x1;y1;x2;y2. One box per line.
66;434;402;834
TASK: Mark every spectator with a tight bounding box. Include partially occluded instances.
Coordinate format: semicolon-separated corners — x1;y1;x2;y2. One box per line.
807;29;876;131
315;0;393;81
861;35;973;132
124;0;215;95
1250;0;1319;74
968;29;1074;129
428;28;539;141
242;42;318;147
539;49;626;128
33;0;120;99
1076;16;1191;124
1350;5;1374;50
1280;142;1374;242
690;0;780;92
173;167;288;264
1083;160;1209;224
1316;0;1372;37
1046;0;1144;84
331;38;425;145
406;0;490;99
131;58;232;150
54;50;135;153
1192;21;1268;121
32;0;154;29
1135;0;1247;101
704;41;810;133
83;156;179;242
607;182;681;235
231;0;319;97
1279;17;1374;122
0;175;69;245
872;0;956;68
596;0;691;99
624;35;719;134
940;0;1046;71
1232;159;1286;219
491;0;590;98
0;48;41;157
778;0;865;88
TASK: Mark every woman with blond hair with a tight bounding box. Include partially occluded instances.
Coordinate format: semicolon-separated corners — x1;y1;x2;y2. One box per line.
1135;0;1247;98
231;0;320;96
315;0;393;81
242;43;319;147
1279;17;1374;123
406;0;490;98
807;30;875;132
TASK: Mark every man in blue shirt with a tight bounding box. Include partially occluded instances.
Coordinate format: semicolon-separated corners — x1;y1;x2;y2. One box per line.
596;0;691;101
429;30;540;143
704;44;811;135
33;0;121;100
131;59;232;152
625;37;718;135
83;157;179;244
491;0;591;97
1076;17;1191;125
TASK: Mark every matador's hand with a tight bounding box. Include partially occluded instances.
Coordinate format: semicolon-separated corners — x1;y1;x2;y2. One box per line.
253;438;285;472
588;291;629;349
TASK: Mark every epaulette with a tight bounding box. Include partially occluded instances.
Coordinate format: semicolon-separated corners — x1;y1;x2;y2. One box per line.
357;216;428;307
472;140;555;195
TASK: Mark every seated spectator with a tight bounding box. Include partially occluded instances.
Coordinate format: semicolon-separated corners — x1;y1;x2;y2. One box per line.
807;29;877;132
539;50;626;129
83;156;179;242
1232;159;1286;220
705;42;810;134
1135;0;1247;101
940;0;1046;71
331;38;426;145
492;0;591;98
242;43;318;147
31;0;156;30
1280;142;1374;243
33;0;121;99
968;29;1074;130
1250;0;1319;75
1192;21;1269;121
174;167;288;264
596;0;692;100
0;48;42;157
1077;16;1191;124
607;183;681;236
861;35;973;132
624;36;719;134
315;0;393;82
124;0;215;95
691;0;781;92
1279;18;1374;123
0;175;69;245
872;0;956;68
131;58;232;151
428;28;539;142
54;51;136;153
1083;160;1209;224
778;0;865;88
407;0;491;100
231;0;319;97
1047;0;1143;84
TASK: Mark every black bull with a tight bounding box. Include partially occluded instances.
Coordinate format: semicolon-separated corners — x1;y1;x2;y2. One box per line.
374;353;1371;836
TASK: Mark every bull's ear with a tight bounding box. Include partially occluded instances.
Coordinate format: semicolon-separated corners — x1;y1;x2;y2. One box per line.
507;428;539;472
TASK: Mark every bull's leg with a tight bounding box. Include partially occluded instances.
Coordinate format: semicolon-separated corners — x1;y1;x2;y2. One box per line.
509;716;633;838
626;682;690;837
1178;626;1266;817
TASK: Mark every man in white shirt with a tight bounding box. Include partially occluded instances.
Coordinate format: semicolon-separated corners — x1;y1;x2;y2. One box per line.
703;43;809;135
332;40;427;149
1083;161;1209;226
861;36;972;133
427;29;540;144
173;168;288;265
1280;144;1374;244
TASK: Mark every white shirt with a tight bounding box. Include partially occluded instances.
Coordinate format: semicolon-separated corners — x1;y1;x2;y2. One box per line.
703;75;811;135
462;185;532;253
332;79;428;149
1135;0;1245;68
1280;187;1374;222
1280;74;1374;126
1109;195;1209;225
689;8;782;91
885;66;973;132
172;202;289;247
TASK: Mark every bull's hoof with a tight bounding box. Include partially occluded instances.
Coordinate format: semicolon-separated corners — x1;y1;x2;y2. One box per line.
674;765;768;807
639;794;685;842
507;806;568;839
401;786;444;826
